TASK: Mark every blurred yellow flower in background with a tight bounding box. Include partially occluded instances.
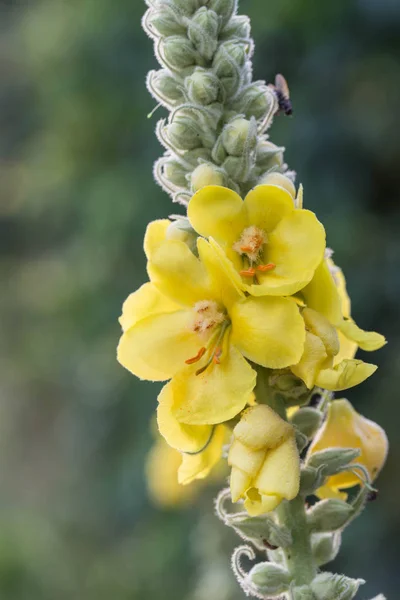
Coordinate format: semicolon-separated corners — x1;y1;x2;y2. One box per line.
308;398;388;499
187;184;326;297
228;404;300;516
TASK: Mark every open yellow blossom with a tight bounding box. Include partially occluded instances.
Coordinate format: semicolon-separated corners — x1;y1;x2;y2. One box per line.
308;399;388;499
118;225;306;438
290;307;378;391
228;404;300;516
187;184;326;297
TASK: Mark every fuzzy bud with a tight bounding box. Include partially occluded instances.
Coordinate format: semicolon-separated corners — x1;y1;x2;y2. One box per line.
185;68;220;105
299;466;327;496
256;140;284;170
163;159;190;188
148;69;185;106
208;0;237;26
222;117;257;156
226;514;292;551
167;116;203;150
188;8;219;60
163;0;201;16
221;15;251;40
245;562;291;597
307;448;361;477
311;532;341;567
191;163;225;191
291;587;315;600
290;408;323;439
307;499;353;532
259;172;296;198
233;84;276;121
161;36;198;69
148;6;186;37
213;41;247;96
166;219;198;251
184;147;213;166
310;572;364;600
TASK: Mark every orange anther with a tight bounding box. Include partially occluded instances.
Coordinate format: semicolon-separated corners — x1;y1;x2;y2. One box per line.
213;347;222;365
257;263;276;272
239;267;256;277
185;346;206;365
240;245;254;252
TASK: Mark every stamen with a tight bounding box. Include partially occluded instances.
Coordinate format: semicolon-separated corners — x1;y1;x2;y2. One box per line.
185;347;206;365
256;263;276;272
213;347;222;364
240;267;256;277
240;245;253;252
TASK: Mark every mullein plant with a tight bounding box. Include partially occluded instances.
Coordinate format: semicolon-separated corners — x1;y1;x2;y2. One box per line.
118;1;389;598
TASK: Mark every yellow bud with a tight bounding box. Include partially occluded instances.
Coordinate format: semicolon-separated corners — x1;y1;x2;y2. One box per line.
228;405;300;515
258;172;296;198
308;399;388;498
191;163;225;191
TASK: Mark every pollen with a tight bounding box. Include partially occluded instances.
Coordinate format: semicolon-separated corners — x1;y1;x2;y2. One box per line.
190;300;226;337
233;226;267;262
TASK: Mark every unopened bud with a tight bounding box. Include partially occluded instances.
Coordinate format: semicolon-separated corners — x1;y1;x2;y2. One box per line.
213;41;247;78
245;562;291;597
185;68;220;105
184;147;213;166
221;15;251;39
307;448;361;476
311;572;364;600
163;159;190;188
290;408;323;439
208;0;237;25
222;156;249;183
233;84;276;121
226;514;292;551
256;140;284;170
222;117;257;156
148;69;185;105
167;0;200;16
299;466;326;496
161;36;198;69
188;8;219;60
259;172;296;198
166;219;198;252
307;498;353;532
291;586;315;600
311;531;341;567
148;7;186;37
191;163;225;191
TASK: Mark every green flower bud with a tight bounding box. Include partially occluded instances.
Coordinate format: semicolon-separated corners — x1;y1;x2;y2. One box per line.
191;163;225;191
166;219;198;251
184;147;212;166
291;586;316;600
148;69;185;105
222;117;256;156
222;156;249;182
188;8;219;60
213;41;246;78
295;429;309;453
259;172;296;198
167;116;202;150
299;466;326;496
208;0;237;26
148;6;186;37
311;572;364;600
163;159;190;188
290;408;323;439
225;514;292;551
311;532;341;567
246;562;291;597
161;36;198;69
307;499;353;532
256;140;284;170
159;0;200;16
233;84;275;121
221;15;251;40
185;68;220;105
307;448;361;477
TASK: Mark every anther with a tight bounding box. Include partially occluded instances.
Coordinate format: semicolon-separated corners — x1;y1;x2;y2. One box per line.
240;245;253;252
185;347;206;365
213;347;222;364
256;263;276;272
240;267;256;277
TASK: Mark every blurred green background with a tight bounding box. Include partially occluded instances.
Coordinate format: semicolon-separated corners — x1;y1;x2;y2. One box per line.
1;0;400;598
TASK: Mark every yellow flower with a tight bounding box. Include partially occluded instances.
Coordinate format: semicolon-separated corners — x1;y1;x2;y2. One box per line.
228;404;300;516
118;224;306;447
290;307;378;391
308;399;388;499
187;184;326;297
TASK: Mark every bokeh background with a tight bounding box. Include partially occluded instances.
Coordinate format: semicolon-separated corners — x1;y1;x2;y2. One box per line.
2;0;400;598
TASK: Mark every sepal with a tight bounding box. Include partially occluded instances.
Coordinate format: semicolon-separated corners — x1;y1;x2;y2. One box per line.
299;466;326;496
188;8;219;60
310;572;364;600
208;0;238;26
307;499;353;532
290;407;323;440
244;562;291;598
185;68;220;105
307;447;361;476
311;531;341;566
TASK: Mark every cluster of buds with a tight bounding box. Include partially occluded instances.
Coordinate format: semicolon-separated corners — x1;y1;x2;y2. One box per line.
143;0;288;204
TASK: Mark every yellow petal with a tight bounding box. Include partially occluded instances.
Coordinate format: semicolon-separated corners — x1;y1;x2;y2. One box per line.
244;184;294;233
119;282;180;332
338;319;386;352
326;258;351;318
254;436;300;500
230;296;305;369
228;439;266;478
291;331;329;389
157;382;214;453
315;359;377;391
117;309;200;381
144;219;170;260
188;185;246;246
230;467;252;503
148;239;209;306
244;491;281;516
334;330;358;365
197;237;244;309
233;404;293;451
302;260;342;325
302;308;340;357
178;424;226;484
171;345;256;425
247;209;325;297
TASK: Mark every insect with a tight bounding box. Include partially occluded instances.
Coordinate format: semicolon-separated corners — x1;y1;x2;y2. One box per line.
269;73;293;116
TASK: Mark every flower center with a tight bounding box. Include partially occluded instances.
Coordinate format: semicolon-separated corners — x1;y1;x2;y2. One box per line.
186;300;230;375
233;226;276;278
